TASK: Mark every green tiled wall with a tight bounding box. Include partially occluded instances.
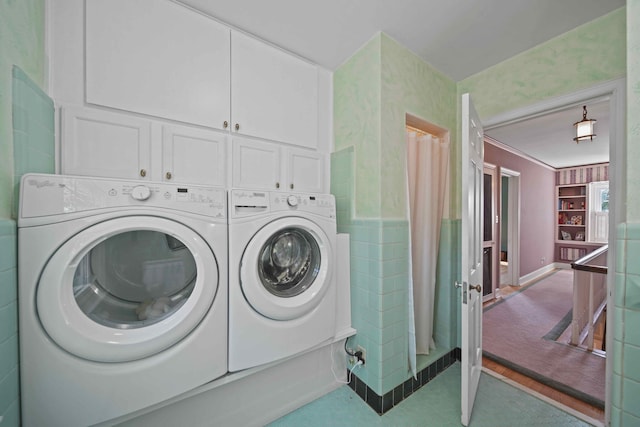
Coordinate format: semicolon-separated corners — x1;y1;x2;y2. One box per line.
0;68;54;427
333;32;458;397
1;2;47;426
12;66;55;218
0;0;46;220
611;2;640;424
612;224;640;425
331;148;459;396
0;220;19;426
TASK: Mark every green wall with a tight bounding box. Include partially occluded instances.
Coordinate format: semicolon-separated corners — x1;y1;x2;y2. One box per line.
334;35;382;218
0;0;46;219
0;2;46;426
456;7;626;217
333;6;632;418
380;35;457;218
333;33;458;396
627;0;640;222
458;8;626;121
613;1;640;425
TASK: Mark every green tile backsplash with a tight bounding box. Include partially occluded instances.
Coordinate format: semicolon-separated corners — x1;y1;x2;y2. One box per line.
612;222;640;425
0;221;18;425
12;66;55;219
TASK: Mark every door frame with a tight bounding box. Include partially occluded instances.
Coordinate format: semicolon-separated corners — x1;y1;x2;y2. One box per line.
483;163;498;302
482;77;625;423
500;167;521;288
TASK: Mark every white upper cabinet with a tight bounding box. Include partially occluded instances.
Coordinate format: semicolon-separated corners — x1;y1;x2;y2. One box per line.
62;107;228;187
232;137;324;193
231;31;318;149
162;124;227;186
61;107;152;180
85;0;231;131
231;137;282;191
287;148;324;193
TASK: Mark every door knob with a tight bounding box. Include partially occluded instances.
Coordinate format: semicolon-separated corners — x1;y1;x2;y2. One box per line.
165;171;172;180
469;284;482;293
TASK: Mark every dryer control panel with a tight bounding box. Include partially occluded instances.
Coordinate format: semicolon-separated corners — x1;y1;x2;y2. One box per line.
231;190;335;219
20;173;226;220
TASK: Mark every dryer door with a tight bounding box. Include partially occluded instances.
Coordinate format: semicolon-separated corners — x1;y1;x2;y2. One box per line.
37;216;218;362
240;217;332;320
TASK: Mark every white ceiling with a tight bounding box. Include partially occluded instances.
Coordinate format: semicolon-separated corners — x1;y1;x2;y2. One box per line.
177;0;621;168
485;101;610;169
178;0;623;80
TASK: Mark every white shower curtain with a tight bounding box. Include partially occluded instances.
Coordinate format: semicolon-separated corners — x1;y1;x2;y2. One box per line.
406;130;450;377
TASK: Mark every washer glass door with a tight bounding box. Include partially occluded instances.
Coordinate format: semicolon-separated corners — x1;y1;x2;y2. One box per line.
258;227;321;298
240;217;332;320
37;216;218;362
74;229;196;328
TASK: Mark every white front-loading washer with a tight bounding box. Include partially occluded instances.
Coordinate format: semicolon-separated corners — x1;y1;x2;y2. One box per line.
18;173;228;427
228;189;336;372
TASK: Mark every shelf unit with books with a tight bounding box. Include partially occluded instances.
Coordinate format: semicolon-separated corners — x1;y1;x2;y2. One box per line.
555;183;601;263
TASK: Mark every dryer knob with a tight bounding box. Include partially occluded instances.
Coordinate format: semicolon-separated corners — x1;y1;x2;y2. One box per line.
287;195;298;207
131;185;151;201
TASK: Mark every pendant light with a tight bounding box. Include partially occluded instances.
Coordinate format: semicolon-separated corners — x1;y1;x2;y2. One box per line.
573;105;596;143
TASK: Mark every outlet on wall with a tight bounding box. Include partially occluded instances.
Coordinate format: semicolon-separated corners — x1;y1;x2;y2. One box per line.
356;345;366;365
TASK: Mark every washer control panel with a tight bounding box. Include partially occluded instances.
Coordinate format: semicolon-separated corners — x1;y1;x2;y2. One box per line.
20;174;226;219
230;189;335;219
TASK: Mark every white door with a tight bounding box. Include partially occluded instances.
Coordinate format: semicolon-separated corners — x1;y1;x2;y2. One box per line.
461;93;484;426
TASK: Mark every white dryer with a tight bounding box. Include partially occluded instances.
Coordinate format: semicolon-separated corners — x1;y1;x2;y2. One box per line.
228;189;337;372
18;174;228;427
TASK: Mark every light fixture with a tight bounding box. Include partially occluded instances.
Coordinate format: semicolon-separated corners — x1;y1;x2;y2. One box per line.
573;105;596;143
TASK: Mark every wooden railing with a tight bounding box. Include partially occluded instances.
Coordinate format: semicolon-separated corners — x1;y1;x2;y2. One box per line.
570;245;607;351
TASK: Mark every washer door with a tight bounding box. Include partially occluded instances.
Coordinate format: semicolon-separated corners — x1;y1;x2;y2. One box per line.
37;216;218;362
240;217;332;320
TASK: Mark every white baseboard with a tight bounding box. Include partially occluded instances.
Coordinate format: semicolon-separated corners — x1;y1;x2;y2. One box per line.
519;264;558;286
554;262;573;269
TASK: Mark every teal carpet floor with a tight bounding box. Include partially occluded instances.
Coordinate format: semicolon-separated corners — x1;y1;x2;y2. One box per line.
268;363;595;426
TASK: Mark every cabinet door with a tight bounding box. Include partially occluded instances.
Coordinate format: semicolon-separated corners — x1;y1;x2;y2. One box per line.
162;125;227;186
231;31;318;148
61;107;151;180
86;0;230;130
232;137;282;190
286;149;325;193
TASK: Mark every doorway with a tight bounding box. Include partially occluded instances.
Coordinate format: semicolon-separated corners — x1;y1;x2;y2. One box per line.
482;78;624;422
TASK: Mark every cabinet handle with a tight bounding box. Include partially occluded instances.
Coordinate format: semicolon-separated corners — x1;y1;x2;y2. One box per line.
235;123;240;131
276;182;280;189
290;183;294;189
223;121;229;129
140;169;147;177
166;171;172;180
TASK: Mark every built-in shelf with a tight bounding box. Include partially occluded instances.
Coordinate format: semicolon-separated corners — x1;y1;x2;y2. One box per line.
556;183;595;262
